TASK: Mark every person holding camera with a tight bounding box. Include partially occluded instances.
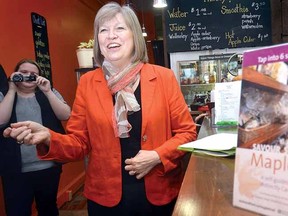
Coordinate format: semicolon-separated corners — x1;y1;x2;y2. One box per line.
0;58;71;216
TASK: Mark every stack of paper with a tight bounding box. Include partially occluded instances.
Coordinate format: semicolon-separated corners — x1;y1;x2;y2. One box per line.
178;133;237;157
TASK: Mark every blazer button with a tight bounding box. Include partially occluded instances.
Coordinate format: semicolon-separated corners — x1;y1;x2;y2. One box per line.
142;135;147;142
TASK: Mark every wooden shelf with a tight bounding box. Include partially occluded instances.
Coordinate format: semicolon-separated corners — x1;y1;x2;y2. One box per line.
242;67;288;94
75;67;96;82
75;67;96;73
239;123;288;148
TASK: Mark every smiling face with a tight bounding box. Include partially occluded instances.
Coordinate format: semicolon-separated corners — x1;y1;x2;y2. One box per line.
98;13;134;70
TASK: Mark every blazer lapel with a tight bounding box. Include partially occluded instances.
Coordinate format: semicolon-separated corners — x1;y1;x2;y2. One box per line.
94;69;114;129
140;64;157;136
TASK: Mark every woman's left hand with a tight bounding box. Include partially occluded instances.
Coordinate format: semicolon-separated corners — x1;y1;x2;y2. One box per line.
36;76;51;93
124;150;161;179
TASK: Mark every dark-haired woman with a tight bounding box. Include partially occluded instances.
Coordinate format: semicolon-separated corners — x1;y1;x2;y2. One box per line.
0;59;70;216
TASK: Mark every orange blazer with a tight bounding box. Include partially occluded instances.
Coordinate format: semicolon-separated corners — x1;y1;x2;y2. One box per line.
38;63;197;207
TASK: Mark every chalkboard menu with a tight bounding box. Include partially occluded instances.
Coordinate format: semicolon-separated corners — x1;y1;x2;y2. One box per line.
31;13;53;85
165;0;272;53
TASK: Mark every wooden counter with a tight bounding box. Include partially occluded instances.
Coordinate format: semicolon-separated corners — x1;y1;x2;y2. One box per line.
173;118;260;216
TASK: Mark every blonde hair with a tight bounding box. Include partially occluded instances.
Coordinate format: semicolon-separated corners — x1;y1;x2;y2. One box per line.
93;2;148;66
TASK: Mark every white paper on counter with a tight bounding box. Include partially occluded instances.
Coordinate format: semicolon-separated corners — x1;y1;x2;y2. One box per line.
179;133;238;151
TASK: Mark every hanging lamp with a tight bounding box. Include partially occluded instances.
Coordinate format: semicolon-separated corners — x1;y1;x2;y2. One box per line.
153;0;167;8
141;1;147;37
142;26;147;37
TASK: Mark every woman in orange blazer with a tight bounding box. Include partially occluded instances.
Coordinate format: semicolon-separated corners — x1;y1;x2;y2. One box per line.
3;2;197;216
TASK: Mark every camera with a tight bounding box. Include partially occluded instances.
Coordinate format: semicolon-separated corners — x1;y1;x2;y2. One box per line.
11;74;37;82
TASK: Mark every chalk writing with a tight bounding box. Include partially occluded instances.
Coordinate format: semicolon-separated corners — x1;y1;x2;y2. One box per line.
31;13;53;84
165;0;271;52
167;7;188;18
251;1;266;11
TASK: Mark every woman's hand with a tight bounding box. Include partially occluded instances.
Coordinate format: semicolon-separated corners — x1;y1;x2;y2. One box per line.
124;150;161;179
36;76;51;93
8;73;18;93
3;121;51;146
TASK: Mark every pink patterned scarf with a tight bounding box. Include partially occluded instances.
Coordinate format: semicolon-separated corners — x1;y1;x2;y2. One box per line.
103;60;144;138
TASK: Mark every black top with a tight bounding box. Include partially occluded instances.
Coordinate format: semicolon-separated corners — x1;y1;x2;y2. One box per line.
119;85;143;185
0;64;8;95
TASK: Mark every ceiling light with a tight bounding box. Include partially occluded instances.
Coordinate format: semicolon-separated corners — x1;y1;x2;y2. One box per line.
141;1;147;37
153;0;167;8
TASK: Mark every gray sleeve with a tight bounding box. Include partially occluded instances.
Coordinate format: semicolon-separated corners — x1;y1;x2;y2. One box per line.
51;88;67;103
0;92;4;102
